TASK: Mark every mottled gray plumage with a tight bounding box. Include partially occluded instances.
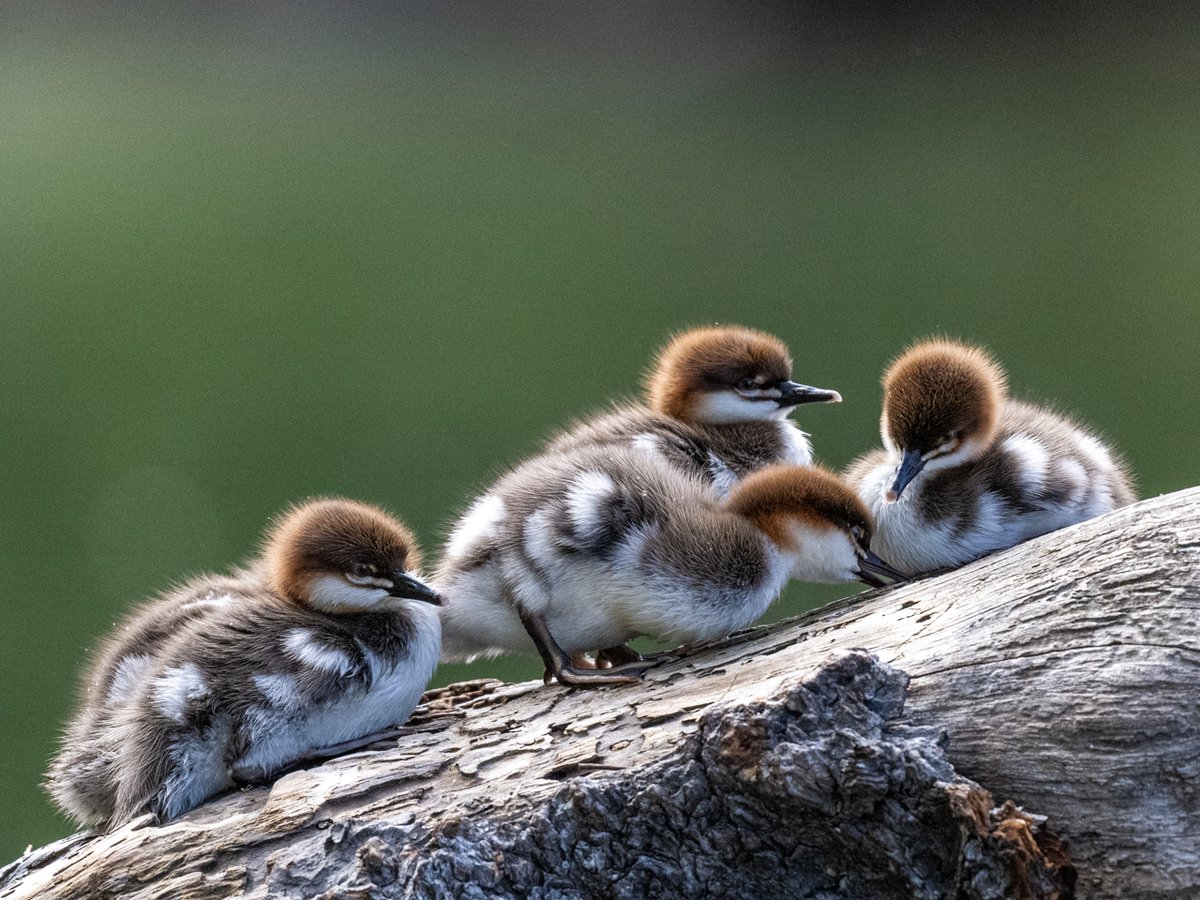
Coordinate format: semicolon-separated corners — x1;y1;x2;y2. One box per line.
45;569;264;826
459;445;773;597
546;404;814;494
437;445;887;684
108;592;439;825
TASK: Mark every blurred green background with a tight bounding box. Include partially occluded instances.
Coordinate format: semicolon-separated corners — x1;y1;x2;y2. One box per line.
2;2;1197;862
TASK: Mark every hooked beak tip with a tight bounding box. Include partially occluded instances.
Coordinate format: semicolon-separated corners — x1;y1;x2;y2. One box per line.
775;382;842;407
887;448;924;502
389;572;446;606
857;549;909;587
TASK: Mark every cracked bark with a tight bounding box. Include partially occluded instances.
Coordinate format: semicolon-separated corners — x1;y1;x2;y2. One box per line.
3;487;1197;900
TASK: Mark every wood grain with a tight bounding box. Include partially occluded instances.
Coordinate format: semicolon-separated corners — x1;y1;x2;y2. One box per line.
4;487;1196;899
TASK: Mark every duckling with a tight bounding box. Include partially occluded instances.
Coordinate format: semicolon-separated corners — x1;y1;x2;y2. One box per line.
845;338;1136;575
45;572;265;827
546;325;841;495
437;446;903;687
90;498;442;827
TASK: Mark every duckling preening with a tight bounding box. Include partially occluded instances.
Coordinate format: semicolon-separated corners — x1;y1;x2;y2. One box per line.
437;446;902;687
845;339;1136;575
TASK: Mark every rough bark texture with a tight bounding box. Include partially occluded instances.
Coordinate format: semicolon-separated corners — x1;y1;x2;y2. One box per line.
4;487;1197;900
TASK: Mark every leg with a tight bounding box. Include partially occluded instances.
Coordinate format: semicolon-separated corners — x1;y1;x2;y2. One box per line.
596;643;641;667
597;643;676;670
518;609;649;687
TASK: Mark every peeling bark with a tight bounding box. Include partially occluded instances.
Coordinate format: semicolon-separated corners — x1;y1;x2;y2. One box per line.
3;487;1197;900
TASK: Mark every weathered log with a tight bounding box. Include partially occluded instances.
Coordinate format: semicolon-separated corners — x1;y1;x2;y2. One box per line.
3;487;1197;899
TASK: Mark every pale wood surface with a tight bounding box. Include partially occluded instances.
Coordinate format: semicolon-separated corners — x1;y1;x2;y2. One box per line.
4;487;1196;899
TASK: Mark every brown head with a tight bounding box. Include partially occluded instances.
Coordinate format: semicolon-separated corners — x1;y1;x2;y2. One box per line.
262;497;444;613
644;325;841;424
881;339;1007;501
725;465;904;587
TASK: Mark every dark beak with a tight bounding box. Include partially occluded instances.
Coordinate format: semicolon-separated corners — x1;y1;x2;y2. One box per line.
388;572;446;606
775;380;842;407
857;549;908;588
887;448;925;502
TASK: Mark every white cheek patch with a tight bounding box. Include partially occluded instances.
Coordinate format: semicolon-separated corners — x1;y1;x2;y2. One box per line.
153;663;209;723
567;470;617;542
445;494;507;560
284;628;356;675
346;573;394;590
692;391;780;424
923;436;987;474
306;574;390;612
785;523;860;585
108;654;153;705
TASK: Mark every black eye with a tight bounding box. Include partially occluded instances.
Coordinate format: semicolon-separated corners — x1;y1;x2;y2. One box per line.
351;562;372;578
851;525;864;540
737;377;757;391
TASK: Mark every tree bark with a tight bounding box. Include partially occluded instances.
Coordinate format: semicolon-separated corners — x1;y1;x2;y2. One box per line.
3;487;1196;900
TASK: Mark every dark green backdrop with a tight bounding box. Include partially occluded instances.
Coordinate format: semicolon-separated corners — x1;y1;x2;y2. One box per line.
2;4;1197;862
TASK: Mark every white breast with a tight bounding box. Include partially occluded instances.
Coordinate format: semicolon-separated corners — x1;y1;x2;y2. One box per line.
437;563;531;662
443;517;725;659
778;421;814;467
854;457;960;575
870;502;960;576
236;606;441;775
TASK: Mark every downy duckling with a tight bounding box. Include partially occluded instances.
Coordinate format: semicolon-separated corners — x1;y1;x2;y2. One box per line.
437;446;903;687
547;325;841;495
102;498;443;826
46;572;265;827
845;338;1136;575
